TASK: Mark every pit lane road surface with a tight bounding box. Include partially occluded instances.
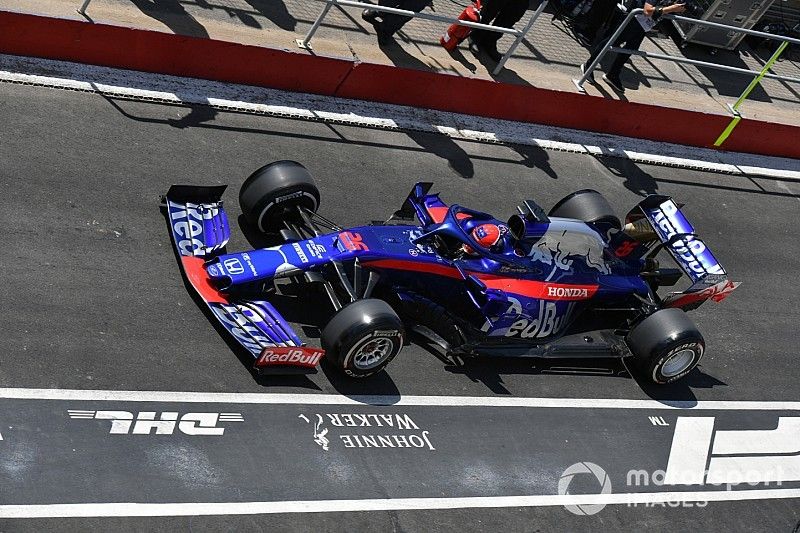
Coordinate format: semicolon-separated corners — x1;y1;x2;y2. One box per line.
1;81;799;532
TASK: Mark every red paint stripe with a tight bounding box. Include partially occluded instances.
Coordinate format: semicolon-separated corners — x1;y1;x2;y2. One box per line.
1;10;797;158
364;259;598;300
0;11;351;95
181;256;228;304
426;206;448;224
426;206;471;223
476;276;598;300
363;259;463;279
335;61;800;158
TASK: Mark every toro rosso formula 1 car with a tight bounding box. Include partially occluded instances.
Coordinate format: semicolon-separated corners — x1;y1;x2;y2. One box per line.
163;160;739;384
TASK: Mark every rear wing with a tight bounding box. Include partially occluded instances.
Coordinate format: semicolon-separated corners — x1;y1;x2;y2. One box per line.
161;185;322;374
619;195;740;309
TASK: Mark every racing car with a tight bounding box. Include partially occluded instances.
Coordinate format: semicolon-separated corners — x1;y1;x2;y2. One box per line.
163;160;739;384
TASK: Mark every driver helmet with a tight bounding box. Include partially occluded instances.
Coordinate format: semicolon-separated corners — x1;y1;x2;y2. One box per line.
464;223;501;254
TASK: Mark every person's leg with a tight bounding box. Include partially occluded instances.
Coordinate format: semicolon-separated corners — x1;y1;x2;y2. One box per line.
481;0;528;46
364;0;401;21
584;24;615;66
606;25;645;80
380;0;430;33
577;0;616;43
470;0;503;44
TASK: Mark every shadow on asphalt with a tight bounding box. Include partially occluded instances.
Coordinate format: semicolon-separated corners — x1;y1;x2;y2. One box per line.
444;47;479;74
379;38;431;72
405;130;475;179
414;331;727;402
241;0;298;31
129;0;209;38
444;356;631;395
319;359;403;402
593;153;800;201
511;142;558;179
595;155;659;197
95;94;800;202
412;334;630;395
630;364;728;406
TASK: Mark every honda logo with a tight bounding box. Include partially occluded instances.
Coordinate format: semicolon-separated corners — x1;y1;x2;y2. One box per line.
223;258;244;275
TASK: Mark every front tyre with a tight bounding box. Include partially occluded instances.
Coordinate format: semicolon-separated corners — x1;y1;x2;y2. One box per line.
627;308;705;384
239;160;320;234
321;299;405;378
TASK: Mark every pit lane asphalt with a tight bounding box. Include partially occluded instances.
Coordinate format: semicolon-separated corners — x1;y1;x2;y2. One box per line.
1;81;799;532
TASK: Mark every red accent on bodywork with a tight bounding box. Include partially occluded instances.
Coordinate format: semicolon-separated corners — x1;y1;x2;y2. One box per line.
181;256;227;304
339;231;369;251
255;347;324;367
363;259;598;300
362;259;463;279
426;206;471;224
614;240;639;257
664;279;740;308
477;276;599;300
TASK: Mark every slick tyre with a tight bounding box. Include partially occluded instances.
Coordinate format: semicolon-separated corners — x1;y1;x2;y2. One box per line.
549;189;621;231
627;308;705;384
321;299;405;378
239;160;320;234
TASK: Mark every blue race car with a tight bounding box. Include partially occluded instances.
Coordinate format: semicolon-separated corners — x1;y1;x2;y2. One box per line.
163;160;739;384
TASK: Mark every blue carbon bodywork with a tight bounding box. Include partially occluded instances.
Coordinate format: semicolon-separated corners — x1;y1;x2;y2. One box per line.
164;181;737;365
205;213;653;342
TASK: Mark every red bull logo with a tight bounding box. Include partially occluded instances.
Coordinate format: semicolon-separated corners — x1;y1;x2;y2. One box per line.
256;347;324;367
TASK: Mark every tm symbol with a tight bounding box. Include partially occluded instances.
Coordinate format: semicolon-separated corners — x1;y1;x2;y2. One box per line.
649;416;669;426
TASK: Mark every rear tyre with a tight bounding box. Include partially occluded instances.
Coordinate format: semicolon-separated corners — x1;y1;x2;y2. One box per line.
321;299;405;378
549;189;621;231
627;308;705;384
239;160;320;234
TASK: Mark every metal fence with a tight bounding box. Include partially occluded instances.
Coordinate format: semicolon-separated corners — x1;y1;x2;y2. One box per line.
573;8;800;91
77;0;548;75
298;0;549;75
77;0;800;99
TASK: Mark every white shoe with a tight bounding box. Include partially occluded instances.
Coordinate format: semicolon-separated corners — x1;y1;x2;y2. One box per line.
580;62;596;83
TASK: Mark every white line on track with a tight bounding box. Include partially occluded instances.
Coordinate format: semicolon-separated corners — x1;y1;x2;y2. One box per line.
2;388;800;409
2;488;800;518
0;54;797;180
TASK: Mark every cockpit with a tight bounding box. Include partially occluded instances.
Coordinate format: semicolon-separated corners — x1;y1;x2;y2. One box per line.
417;202;619;276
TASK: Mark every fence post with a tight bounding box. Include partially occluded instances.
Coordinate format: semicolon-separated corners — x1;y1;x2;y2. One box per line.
491;0;549;75
297;0;337;50
713;40;789;147
572;8;641;92
77;0;92;16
